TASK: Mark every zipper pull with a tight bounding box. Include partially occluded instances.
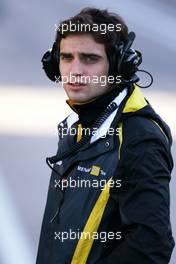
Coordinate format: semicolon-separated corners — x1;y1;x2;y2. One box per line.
49;208;60;223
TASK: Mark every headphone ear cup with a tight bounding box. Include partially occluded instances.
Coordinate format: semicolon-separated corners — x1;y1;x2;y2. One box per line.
120;49;142;80
41;42;61;82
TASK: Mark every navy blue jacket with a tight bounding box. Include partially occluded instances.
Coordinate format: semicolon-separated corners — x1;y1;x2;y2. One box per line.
36;85;175;264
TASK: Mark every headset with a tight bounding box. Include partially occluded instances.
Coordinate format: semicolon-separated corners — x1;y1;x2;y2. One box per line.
41;31;153;87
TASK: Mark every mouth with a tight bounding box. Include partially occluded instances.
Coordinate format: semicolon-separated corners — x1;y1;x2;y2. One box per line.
67;82;87;90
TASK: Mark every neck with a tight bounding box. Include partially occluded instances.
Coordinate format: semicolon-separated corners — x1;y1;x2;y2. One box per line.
66;86;125;127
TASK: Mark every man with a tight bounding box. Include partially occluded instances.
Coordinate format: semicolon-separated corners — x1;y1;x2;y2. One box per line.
36;8;175;264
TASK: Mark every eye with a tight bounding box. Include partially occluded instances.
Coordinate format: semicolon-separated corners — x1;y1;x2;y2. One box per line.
60;54;73;61
81;55;99;64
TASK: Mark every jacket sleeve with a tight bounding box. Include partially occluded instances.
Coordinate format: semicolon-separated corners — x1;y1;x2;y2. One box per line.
97;134;175;264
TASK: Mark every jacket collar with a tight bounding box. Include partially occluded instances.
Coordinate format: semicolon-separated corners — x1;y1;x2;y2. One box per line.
122;85;148;113
65;88;128;143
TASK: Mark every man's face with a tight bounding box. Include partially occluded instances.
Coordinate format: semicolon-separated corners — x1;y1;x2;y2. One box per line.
59;34;110;103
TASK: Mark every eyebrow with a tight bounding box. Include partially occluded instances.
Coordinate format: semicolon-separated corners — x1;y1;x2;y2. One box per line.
60;52;103;59
80;53;103;58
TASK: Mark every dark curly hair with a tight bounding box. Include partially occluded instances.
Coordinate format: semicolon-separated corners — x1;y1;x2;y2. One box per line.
55;7;128;60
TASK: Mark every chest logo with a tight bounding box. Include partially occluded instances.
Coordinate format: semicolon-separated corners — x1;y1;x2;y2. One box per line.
90;165;101;176
77;165;106;177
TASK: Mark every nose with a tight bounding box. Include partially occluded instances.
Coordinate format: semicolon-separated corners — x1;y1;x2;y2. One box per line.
70;58;84;76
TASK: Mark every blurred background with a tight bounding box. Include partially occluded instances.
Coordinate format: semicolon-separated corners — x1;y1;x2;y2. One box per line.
0;0;175;263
